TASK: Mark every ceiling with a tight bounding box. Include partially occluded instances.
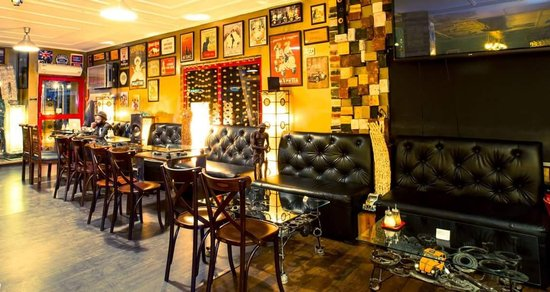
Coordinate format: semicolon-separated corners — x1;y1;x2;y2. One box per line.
0;0;295;52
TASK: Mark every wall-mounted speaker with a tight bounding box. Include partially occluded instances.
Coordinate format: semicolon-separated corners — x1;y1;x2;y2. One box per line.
130;113;143;144
336;0;348;34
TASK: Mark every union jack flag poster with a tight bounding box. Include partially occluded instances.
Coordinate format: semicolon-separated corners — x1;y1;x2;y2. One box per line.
38;50;53;64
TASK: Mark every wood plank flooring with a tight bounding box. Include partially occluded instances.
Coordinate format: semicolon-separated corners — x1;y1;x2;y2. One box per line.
0;164;546;292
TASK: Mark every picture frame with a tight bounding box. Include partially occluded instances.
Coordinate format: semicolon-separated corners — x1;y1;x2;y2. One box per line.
306;56;329;89
147;40;161;58
148;79;159;102
310;3;326;25
304;27;329;45
269;3;303;27
129;43;147;89
223;21;244;58
249;16;267;47
161;36;176;56
120;46;129;67
118;69;129;88
0;48;5;64
147;59;160;77
110;49;119;61
160;56;176;76
180;32;194;62
93;52;105;62
200;27;218;60
269;31;302;87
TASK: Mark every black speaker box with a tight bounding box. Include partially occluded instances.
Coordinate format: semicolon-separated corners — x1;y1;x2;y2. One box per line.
336;0;348;34
268;77;280;91
130;113;143;144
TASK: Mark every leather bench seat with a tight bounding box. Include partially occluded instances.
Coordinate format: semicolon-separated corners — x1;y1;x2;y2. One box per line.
378;188;549;237
253;174;369;204
174;160;254;179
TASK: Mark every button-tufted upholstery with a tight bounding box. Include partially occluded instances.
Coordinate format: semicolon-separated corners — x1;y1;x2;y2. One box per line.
252;132;374;240
378;136;550;287
111;121;131;137
147;123;182;147
202;125;256;178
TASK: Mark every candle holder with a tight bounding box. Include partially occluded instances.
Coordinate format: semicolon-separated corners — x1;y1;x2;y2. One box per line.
382;206;405;230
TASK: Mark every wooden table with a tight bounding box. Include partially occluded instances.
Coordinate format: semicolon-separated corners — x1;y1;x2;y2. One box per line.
134;149;207;180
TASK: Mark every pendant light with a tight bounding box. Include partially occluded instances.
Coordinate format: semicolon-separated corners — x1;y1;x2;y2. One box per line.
13;27;40;52
100;0;137;21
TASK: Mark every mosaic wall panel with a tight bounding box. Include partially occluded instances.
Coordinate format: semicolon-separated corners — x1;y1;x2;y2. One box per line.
329;0;392;136
221;64;260;126
185;68;220;124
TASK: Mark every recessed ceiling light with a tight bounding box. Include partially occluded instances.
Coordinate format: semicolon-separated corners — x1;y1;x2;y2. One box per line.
183;14;211;21
100;41;115;45
100;1;137;21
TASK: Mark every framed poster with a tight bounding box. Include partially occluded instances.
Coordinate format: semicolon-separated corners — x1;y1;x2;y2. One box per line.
249;16;267;47
269;3;303;27
180;32;194;62
269;31;302;86
0;48;4;64
93;52;105;62
304;27;329;45
161;36;176;55
118;69;129;88
70;53;84;67
129;43;147;89
160;56;176;76
110;49;119;61
147;59;160;77
147;40;161;58
120;46;129;67
223;21;244;58
148;79;159;102
306;56;329;89
200;27;218;60
311;3;326;25
39;50;54;64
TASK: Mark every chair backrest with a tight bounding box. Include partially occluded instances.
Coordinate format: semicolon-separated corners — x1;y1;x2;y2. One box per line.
88;145;113;182
30;125;40;159
108;148;136;188
55;136;72;166
200;172;256;243
20;124;31;157
161;164;204;227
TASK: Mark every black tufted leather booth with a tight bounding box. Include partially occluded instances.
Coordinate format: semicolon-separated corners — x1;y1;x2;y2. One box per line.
377;136;550;287
252;132;374;241
202;125;256;178
111;121;131;137
147;123;182;147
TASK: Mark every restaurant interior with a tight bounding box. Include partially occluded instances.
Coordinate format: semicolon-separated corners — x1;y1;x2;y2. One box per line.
1;0;550;291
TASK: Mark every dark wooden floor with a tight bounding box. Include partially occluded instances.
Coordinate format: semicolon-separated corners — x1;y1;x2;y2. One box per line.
0;164;546;291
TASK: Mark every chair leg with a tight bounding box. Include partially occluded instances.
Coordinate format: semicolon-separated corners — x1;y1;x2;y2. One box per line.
128;193;137;240
37;162;42;187
53;167;63;198
190;226;200;291
273;238;285;292
88;185;101;224
65;170;77;201
206;239;221;292
100;188;113;231
200;228;208;264
21;159;26;181
228;245;237;277
110;193;121;234
47;163;52;178
29;162;34;185
71;172;81;201
164;223;177;281
240;244;247;292
156;189;164;231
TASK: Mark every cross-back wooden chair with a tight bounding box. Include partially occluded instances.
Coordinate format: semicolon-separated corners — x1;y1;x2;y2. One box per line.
29;125;58;186
200;171;284;292
20;124;31;182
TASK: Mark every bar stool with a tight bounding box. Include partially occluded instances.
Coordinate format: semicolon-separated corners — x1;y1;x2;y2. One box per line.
109;148;164;240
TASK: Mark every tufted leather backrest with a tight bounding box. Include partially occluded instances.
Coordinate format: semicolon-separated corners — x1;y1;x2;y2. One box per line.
147;123;182;146
111;121;130;137
205;125;256;167
278;132;374;186
393;136;544;206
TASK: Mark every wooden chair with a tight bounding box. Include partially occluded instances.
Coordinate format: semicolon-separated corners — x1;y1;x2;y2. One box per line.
29;125;58;186
161;164;228;289
53;135;74;199
20;124;31;182
200;172;284;292
109;148;164;240
69;138;95;206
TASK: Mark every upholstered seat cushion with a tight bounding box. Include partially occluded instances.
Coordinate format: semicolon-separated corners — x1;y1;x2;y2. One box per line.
252;174;370;204
379;188;550;237
217;218;279;245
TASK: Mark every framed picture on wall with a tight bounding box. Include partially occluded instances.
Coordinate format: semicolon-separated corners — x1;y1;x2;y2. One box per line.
180;32;194;62
223;21;244;58
147;59;160;77
147;40;161;58
269;3;303;27
118;69;129;88
161;36;176;55
249;16;267;47
269;31;302;86
200;27;218;60
129;43;147;89
0;48;5;64
310;3;326;25
148;79;159;102
109;49;119;61
306;56;329;89
160;56;176;76
304;27;329;45
120;46;129;67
